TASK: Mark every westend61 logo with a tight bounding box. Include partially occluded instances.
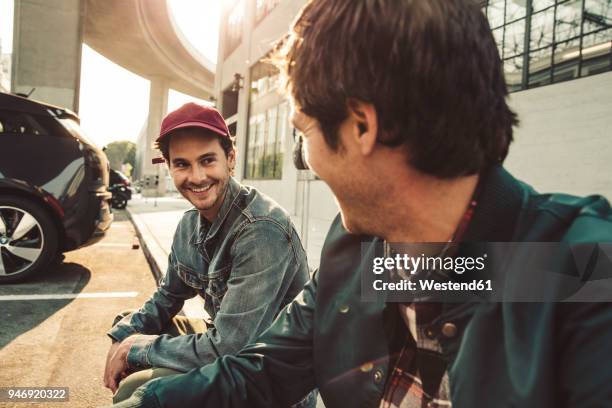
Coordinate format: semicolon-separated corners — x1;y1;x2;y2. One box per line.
361;242;612;303
372;253;488;275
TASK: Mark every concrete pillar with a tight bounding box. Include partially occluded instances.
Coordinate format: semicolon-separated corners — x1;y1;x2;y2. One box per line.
11;0;84;112
141;77;169;197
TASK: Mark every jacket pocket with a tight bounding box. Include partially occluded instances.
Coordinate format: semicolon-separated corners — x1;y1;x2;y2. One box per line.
205;265;230;299
204;265;230;316
176;261;204;290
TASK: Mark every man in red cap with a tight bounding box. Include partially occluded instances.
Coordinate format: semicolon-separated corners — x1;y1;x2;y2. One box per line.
103;103;313;407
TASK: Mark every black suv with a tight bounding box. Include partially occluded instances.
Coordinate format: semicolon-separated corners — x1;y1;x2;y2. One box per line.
0;92;113;283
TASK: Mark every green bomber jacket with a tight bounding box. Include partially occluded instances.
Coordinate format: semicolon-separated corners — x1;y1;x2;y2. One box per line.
119;166;612;408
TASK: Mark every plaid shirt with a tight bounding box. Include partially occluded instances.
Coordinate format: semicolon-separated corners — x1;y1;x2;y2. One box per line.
380;303;452;408
380;184;480;407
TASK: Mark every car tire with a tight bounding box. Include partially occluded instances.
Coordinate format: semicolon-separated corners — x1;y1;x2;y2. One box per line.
112;195;127;210
0;196;59;283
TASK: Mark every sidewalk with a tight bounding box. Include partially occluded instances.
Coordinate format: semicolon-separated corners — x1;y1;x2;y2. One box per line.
125;193;206;318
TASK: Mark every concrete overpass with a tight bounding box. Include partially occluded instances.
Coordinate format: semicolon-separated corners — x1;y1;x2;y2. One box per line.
84;0;215;101
11;0;216;186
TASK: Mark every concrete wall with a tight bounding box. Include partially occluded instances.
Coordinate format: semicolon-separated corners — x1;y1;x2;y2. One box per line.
11;0;83;111
505;71;612;200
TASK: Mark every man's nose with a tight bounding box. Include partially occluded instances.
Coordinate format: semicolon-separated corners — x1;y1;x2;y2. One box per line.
188;164;208;184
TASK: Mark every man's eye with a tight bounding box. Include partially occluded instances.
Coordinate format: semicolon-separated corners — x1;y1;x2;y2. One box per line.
175;162;188;168
201;158;215;165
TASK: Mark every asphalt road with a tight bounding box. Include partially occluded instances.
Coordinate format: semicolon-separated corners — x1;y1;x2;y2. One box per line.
0;211;157;408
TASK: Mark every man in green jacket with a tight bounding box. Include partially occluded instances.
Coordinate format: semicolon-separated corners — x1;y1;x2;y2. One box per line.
113;0;612;407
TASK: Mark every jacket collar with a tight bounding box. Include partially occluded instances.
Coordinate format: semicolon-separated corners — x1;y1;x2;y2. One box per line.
190;177;242;246
461;165;526;243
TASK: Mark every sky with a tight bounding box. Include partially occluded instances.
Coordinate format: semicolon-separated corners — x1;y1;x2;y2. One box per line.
0;0;220;148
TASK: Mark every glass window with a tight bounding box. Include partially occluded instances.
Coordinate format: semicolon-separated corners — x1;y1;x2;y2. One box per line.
581;30;612;76
505;0;527;22
584;0;612;34
528;46;553;86
581;28;612;49
487;0;506;29
553;60;580;82
246;120;255;178
553;39;581;82
263;107;278;177
533;0;555;13
245;107;286;180
250;59;281;101
530;8;555;50
224;0;245;59
504;18;526;57
493;28;505;57
274;102;288;179
483;0;611;92
555;0;583;43
553;37;581;64
0;110;48;136
246;114;265;179
504;55;525;91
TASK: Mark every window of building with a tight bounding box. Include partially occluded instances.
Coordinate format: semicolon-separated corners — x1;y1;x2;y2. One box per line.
250;59;280;102
483;0;612;92
224;0;245;59
245;102;288;180
254;0;281;26
245;60;288;180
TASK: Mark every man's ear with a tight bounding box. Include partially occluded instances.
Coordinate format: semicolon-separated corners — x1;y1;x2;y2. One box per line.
347;99;378;156
228;148;237;175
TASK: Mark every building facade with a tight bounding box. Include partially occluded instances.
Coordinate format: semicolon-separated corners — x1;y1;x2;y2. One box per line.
214;0;612;266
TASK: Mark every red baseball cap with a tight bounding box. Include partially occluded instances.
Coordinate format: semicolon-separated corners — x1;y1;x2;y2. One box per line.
157;102;230;143
152;103;231;164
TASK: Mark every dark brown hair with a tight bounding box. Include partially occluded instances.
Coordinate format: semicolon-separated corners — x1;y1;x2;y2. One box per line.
277;0;518;178
155;128;235;162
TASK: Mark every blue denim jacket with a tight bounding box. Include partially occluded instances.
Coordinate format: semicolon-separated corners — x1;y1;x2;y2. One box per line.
108;177;310;372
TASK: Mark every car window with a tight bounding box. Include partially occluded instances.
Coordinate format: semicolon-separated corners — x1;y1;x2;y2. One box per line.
0;110;49;136
58;117;96;145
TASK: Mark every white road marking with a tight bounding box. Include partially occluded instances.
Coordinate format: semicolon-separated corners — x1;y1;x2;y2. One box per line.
0;291;139;301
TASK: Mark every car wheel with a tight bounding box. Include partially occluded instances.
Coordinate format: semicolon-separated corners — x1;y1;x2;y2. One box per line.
0;196;59;283
112;196;127;210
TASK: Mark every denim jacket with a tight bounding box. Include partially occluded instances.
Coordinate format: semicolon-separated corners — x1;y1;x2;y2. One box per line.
108;177;310;372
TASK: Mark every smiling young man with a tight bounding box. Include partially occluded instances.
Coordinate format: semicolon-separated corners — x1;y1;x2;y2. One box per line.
112;1;612;407
103;103;313;406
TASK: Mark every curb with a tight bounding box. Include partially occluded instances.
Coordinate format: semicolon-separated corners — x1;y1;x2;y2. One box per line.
124;206;206;318
124;207;163;282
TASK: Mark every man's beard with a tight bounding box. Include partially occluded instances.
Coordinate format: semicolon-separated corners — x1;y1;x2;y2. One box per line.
182;176;229;216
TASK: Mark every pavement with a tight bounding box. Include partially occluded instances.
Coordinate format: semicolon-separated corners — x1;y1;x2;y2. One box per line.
124;194;206;319
0;211;157;407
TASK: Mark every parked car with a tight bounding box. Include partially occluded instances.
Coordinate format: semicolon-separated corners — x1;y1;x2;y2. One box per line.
109;169;132;209
0;92;113;283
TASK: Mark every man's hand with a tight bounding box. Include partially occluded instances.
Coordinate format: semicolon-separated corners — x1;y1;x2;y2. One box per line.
104;336;138;393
